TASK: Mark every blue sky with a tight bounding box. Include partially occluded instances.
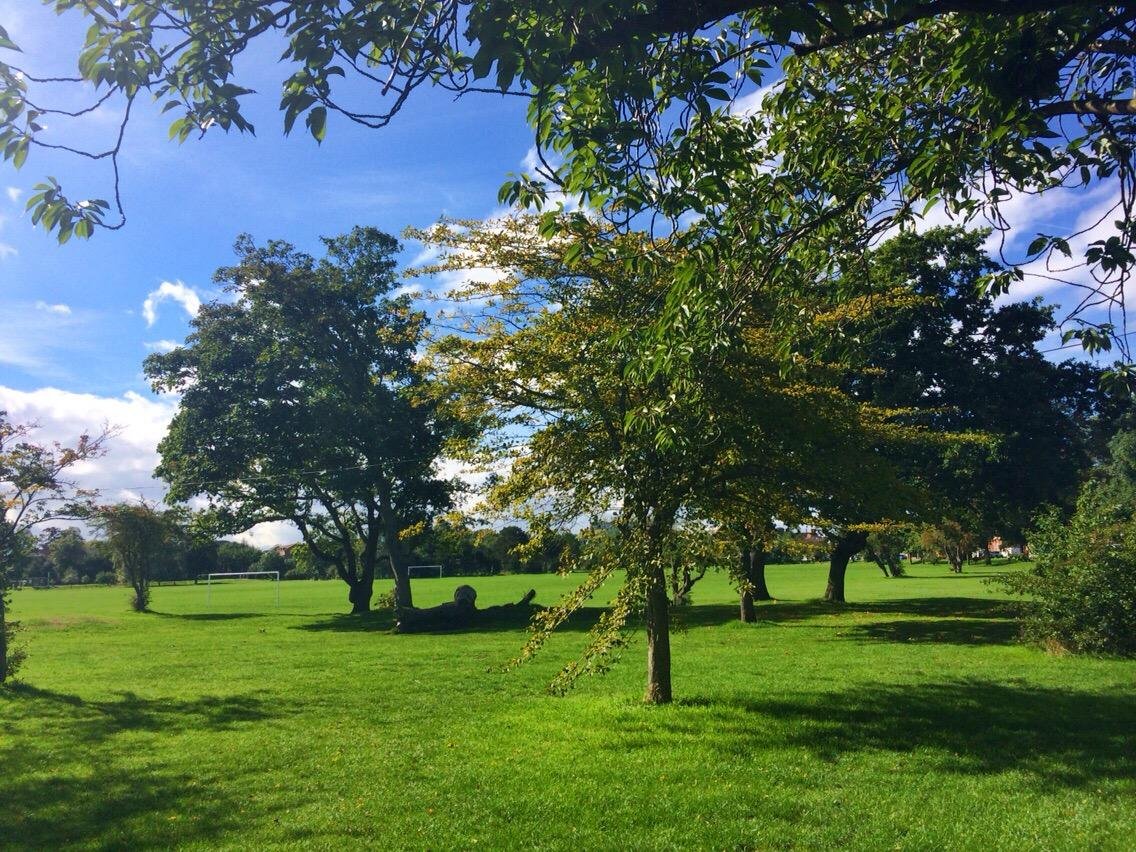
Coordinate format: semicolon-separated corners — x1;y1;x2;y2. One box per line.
0;2;1121;545
0;2;539;542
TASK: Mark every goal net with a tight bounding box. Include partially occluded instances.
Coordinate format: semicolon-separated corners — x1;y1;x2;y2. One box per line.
407;564;443;579
205;571;281;608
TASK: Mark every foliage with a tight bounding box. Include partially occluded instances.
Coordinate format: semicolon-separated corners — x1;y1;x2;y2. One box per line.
252;549;288;577
5;3;1136;374
93;502;181;612
1002;428;1136;655
215;541;262;575
419;215;928;699
846;227;1116;543
921;521;979;575
864;522;911;578
145;227;457;613
403;515;581;576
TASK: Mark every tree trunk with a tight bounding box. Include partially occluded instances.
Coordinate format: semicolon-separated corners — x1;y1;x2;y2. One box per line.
376;491;412;609
348;579;372;614
0;590;7;684
739;546;770;623
824;530;868;603
868;547;890;577
392;563;413;609
750;547;771;600
948;549;964;573
644;567;672;704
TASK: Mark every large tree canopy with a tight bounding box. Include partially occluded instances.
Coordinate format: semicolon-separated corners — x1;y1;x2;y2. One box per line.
146;226;457;613
419;215;927;702
846;227;1119;542
3;1;1135;363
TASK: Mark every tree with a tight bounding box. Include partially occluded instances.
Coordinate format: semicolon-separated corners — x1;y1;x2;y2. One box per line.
920;520;978;575
145;227;457;613
94;502;180;611
215;541;262;576
5;2;1135;367
865;523;910;579
0;412;111;681
1000;427;1136;656
41;527;115;584
421;216;922;700
485;526;531;574
845;227;1110;547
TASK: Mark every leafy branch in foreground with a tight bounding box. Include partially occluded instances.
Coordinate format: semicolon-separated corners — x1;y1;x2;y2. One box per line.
6;4;1136;365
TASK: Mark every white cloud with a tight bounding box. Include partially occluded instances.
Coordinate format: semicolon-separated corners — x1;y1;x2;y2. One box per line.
6;187;22;203
228;521;302;549
0;385;300;548
996;183;1124;310
0;243;16;260
34;300;71;315
142;280;202;327
143;339;179;353
0;385;176;500
729;79;783;118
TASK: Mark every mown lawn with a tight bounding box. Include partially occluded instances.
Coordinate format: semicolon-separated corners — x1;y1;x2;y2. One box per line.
1;561;1133;850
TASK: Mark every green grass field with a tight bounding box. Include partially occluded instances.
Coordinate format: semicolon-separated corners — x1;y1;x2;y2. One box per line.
2;562;1133;850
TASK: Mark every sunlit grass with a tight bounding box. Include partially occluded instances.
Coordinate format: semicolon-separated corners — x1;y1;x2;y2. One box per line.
2;561;1133;849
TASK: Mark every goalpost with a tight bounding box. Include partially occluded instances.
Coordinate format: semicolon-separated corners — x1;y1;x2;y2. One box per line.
407;564;443;579
205;571;281;608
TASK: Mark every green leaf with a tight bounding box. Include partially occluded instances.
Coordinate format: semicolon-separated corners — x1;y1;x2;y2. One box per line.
0;24;20;52
306;106;327;143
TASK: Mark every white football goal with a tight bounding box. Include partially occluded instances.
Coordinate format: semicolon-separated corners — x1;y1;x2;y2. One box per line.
205;571;281;608
407;564;443;579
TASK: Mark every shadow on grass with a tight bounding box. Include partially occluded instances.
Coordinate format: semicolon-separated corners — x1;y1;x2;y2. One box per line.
756;596;1018;623
150;610;265;621
296;602;746;636
848;618;1018;646
3;682;286;735
0;685;291;846
711;680;1133;788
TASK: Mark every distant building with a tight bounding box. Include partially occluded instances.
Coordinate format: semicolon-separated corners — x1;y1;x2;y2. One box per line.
986;536;1024;557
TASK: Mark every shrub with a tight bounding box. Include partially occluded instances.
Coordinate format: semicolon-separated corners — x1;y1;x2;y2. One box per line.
1002;483;1136;656
284;566;312;581
93;571;117;585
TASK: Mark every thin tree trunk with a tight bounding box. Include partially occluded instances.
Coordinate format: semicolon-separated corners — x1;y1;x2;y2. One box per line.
739;547;756;623
377;490;412;609
0;589;8;684
868;547;890;577
824;531;868;603
644;566;672;704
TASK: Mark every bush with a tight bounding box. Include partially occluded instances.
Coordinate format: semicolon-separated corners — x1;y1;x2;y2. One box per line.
1002;484;1136;656
93;571;117;585
284;566;312;581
